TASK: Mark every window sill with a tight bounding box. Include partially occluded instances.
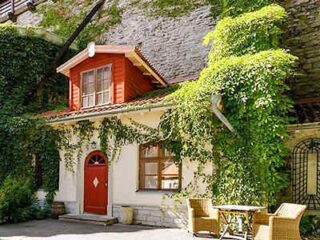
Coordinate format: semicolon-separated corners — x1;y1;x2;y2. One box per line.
136;189;180;194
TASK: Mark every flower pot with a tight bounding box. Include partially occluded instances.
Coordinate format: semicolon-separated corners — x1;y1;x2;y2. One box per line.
51;201;65;219
119;206;134;225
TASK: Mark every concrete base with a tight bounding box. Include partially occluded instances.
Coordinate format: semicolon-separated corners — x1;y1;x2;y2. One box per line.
59;214;118;226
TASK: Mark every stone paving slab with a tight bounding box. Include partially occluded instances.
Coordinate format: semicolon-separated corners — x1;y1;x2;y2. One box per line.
0;219;221;240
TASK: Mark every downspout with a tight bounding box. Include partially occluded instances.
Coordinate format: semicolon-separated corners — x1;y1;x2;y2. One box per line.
211;94;234;132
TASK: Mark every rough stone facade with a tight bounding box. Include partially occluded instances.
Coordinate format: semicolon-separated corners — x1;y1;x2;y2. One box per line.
284;0;320;100
14;1;215;83
113;204;187;228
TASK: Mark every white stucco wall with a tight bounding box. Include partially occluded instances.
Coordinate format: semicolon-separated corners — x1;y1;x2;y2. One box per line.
53;108;212;223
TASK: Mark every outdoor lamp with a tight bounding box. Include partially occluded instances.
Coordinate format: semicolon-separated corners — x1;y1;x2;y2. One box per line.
91;141;97;149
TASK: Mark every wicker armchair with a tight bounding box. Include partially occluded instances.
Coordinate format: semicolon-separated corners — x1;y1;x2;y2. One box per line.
252;203;307;240
186;198;220;236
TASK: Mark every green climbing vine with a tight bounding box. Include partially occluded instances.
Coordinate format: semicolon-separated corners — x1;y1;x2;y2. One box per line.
38;0;123;49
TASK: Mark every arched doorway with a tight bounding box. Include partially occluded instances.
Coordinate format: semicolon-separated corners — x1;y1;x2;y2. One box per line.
292;138;320;210
84;151;108;214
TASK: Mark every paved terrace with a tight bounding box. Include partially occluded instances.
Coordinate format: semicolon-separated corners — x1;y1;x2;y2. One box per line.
0;219;215;240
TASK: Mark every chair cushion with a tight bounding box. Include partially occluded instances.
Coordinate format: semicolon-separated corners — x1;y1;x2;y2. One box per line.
276;203;304;218
254;224;270;240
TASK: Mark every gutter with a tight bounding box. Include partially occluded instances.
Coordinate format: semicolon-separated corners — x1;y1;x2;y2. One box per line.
50;95;236;133
48;103;172;124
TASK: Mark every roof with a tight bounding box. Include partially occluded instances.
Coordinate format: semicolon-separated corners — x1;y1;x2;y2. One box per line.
57;45;168;88
41;91;171;123
289;98;320;124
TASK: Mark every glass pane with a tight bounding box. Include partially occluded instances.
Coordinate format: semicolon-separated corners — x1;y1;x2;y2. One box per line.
82;96;88;107
145;162;158;175
97;93;103;105
88;95;94;106
161;145;175;157
142;144;158;158
103;80;110;90
97;69;103;92
104;66;111;80
161;176;179;189
103;92;110;103
144;176;157;189
82;70;94;105
162;162;179;174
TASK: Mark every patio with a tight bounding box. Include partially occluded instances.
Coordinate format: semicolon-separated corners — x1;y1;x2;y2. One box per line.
0;219;215;240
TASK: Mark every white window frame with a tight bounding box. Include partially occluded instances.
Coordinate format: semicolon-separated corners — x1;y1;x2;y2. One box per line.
80;64;112;109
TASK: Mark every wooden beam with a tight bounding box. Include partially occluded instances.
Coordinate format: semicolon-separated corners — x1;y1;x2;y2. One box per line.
24;0;107;103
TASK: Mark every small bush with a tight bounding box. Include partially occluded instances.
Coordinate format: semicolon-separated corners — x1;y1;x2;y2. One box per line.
0;176;40;223
300;215;320;237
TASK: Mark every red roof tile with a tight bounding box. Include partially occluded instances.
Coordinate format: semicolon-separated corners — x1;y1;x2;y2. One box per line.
40;92;169;121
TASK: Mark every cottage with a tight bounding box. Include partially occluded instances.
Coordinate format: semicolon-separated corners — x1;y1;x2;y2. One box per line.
45;44;213;227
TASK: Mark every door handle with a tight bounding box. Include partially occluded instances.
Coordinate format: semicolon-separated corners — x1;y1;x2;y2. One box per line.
105;181;108;187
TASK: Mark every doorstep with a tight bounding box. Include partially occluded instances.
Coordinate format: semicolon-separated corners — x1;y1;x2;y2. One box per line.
59;213;118;226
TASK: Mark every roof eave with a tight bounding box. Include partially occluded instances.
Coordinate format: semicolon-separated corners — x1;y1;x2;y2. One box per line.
56;45;168;87
48;102;172;124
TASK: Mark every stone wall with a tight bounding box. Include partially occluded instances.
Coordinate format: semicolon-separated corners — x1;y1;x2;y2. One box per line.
12;0;320;96
113;204;187;228
14;0;215;83
284;0;320;100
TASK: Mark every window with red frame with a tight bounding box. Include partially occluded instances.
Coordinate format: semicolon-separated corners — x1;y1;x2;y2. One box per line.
139;142;181;191
81;65;112;108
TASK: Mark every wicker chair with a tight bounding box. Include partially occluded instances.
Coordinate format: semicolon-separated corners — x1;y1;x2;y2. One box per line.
186;198;220;236
252;203;307;240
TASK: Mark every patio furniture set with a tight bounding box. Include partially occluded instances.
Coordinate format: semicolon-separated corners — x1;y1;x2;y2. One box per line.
187;199;307;240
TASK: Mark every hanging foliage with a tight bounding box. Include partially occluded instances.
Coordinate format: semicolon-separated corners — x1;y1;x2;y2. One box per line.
0;24;74;203
160;4;297;205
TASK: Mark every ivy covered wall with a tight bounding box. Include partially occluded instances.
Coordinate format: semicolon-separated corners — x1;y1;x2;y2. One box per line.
0;24;75;202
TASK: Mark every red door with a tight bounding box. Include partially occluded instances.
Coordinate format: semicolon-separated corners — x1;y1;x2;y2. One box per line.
84;151;108;214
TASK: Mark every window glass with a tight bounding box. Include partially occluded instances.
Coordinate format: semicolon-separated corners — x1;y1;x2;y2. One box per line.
81;66;111;108
161;162;179;189
97;66;111;105
139;142;180;190
144;176;158;189
82;71;95;108
142;144;158;158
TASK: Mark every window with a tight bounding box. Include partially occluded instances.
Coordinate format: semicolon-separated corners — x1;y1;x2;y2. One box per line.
292;138;320;210
139;142;181;190
81;65;111;108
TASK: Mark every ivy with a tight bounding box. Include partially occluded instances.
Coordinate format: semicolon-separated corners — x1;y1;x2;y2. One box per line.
160;5;297;205
0;24;74;203
38;0;123;49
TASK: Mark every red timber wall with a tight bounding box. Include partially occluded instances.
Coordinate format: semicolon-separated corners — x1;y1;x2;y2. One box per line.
124;58;155;102
69;53;156;111
69;53;125;111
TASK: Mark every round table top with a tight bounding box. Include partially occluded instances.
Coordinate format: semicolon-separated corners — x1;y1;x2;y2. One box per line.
214;205;266;212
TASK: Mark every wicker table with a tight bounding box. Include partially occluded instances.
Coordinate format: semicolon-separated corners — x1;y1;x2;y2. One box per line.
214;205;266;240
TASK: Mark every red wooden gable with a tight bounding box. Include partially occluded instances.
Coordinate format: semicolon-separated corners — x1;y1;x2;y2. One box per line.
57;45;167;111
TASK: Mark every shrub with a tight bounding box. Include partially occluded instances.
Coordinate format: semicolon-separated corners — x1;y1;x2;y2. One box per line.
300;215;320;237
0;176;36;223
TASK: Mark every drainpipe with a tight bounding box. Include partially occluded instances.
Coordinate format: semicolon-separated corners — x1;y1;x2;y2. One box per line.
211;94;234;132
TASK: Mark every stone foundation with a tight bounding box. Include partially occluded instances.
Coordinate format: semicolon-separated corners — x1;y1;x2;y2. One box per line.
112;204;187;228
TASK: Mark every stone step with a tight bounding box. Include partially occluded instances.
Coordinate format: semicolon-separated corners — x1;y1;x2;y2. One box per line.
59;214;118;226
